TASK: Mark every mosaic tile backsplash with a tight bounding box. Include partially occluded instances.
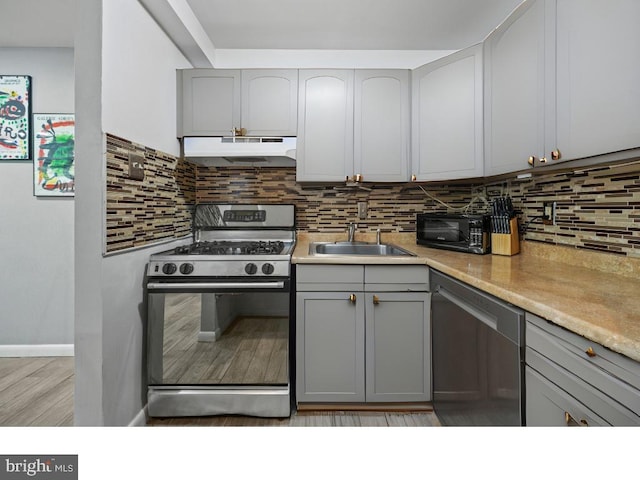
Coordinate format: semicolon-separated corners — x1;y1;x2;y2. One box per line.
104;133;640;259
195;167;479;233
105;134;195;253
506;158;640;258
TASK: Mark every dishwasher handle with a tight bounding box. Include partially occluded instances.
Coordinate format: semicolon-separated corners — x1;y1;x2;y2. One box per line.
436;286;498;332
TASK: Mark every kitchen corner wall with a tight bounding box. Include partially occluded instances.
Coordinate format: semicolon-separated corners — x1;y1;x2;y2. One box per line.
105;134;195;253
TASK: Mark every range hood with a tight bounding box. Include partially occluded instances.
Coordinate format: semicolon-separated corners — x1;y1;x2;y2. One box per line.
182;136;297;167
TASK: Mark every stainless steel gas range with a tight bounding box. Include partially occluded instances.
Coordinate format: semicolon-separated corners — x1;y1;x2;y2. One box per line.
145;203;295;418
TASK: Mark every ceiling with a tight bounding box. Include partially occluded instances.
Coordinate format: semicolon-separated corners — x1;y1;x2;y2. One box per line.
184;0;523;51
1;0;523;54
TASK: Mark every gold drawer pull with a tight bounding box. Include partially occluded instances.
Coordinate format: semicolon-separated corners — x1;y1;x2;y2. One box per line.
373;295;380;305
585;347;596;358
349;294;356;304
565;412;588;426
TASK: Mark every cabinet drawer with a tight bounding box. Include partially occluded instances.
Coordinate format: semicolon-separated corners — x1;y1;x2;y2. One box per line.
526;365;608;426
364;265;429;291
526;313;640;425
296;265;363;291
526;349;639;425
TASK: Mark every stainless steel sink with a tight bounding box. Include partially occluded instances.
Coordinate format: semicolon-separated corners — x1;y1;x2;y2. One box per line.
308;241;416;257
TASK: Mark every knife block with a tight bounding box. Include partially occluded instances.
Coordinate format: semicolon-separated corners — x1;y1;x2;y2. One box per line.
491;218;520;256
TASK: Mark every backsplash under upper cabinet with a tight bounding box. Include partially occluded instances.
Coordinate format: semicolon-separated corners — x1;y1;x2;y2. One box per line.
104;132;640;259
508;158;640;258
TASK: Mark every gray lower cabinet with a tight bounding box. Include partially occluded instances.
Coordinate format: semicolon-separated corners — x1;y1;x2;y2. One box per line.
296;291;366;402
296;264;430;403
365;292;430;402
526;313;640;426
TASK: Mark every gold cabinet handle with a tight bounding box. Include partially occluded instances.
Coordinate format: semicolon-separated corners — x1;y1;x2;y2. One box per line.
411;174;417;182
527;156;536;167
565;411;589;426
539;157;548;164
372;295;380;305
349;294;357;304
585;346;596;358
551;149;561;161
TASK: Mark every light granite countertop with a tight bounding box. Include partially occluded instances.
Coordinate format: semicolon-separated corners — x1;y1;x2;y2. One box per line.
292;232;640;363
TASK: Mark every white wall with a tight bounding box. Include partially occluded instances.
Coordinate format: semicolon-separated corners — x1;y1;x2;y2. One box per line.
0;48;74;355
75;0;191;425
102;0;191;157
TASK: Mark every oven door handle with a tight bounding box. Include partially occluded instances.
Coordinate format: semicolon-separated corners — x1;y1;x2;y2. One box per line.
147;281;286;291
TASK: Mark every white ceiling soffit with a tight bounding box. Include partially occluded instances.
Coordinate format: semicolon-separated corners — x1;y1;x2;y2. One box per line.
140;0;524;68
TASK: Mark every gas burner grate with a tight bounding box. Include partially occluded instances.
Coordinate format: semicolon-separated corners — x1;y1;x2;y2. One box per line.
174;240;285;256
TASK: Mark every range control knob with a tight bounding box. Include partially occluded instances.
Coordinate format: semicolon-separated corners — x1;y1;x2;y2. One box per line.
262;263;275;275
162;263;177;275
179;263;194;275
245;263;258;275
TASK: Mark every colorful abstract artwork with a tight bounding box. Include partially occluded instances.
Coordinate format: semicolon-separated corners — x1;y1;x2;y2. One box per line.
33;113;75;196
0;75;31;160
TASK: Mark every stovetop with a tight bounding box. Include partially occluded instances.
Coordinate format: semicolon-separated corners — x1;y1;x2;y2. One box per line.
147;203;296;279
172;240;289;256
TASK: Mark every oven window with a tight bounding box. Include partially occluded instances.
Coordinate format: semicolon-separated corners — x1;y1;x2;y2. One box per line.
148;292;289;386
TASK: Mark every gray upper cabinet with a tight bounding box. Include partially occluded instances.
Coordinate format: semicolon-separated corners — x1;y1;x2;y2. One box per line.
296;70;354;182
484;0;548;176
296;69;410;182
179;69;241;137
485;0;640;175
241;69;298;136
554;0;640;162
178;69;298;137
354;70;410;183
411;44;484;181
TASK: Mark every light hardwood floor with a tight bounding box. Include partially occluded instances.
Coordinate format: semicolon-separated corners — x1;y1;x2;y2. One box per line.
148;410;441;427
0;356;74;426
0;357;441;427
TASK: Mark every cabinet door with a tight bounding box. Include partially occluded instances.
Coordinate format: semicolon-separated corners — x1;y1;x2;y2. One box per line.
484;0;547;176
241;69;298;136
365;292;431;402
554;0;640;162
296;70;354;182
354;70;410;182
411;44;484;181
296;291;365;402
180;69;241;136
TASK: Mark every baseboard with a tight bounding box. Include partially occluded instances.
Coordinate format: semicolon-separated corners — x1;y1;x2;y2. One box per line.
296;402;434;413
128;405;149;427
0;344;74;357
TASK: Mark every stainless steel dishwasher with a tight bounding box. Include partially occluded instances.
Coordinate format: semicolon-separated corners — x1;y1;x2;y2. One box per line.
430;270;525;426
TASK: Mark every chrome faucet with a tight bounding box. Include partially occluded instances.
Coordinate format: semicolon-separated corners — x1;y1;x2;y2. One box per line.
376;229;381;245
347;223;357;242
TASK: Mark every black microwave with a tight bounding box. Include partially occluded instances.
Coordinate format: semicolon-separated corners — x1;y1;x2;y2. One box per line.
416;213;491;255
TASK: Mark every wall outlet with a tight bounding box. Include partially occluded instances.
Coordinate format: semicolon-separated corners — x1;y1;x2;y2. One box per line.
542;201;556;225
357;201;368;220
128;153;145;181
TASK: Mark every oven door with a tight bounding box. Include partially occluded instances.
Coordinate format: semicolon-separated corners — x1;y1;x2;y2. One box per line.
147;277;290;387
146;277;292;417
